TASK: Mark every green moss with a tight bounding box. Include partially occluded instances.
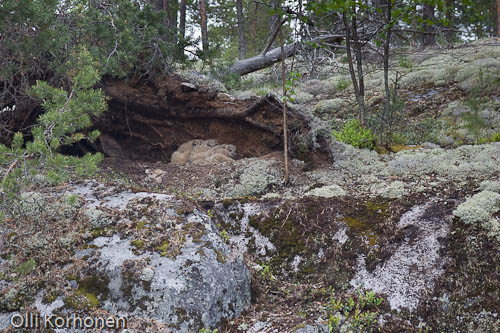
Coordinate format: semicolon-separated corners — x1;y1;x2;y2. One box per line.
249;211;305;271
135;221;148;229
157;241;170;257
43;289;59;304
64;294;91;310
215;249;226;264
343;200;391;259
131;239;145;249
65;275;109;310
16;258;36;275
222;199;234;209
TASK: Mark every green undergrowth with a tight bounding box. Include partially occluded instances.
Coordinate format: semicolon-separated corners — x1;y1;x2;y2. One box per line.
333;119;377;150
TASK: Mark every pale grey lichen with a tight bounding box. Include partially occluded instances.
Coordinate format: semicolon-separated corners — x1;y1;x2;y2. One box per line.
224;159;281;198
453;191;500;241
479;180;500;193
314;98;348;114
84;207;113;228
370;180;407;199
305;184;346;198
293;91;314;104
178;70;228;93
18;192;83;221
301;79;332;96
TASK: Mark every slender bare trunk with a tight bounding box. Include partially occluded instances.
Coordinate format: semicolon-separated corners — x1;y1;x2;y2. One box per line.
383;0;392;115
422;4;435;47
179;0;187;39
343;12;362;123
352;15;365;125
497;0;500;36
445;0;455;44
168;0;178;31
199;0;209;57
279;24;289;185
236;0;246;60
264;0;280;53
343;6;365;126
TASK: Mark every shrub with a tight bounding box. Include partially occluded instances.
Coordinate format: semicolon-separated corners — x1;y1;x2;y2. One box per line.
1;48;105;211
332;119;377;150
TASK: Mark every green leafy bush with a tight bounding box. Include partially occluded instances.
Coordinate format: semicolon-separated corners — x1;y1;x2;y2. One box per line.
1;48;105;205
491;132;500;142
332;119;377;150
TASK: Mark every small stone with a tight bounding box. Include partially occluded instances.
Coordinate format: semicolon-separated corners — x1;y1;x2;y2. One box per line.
140;267;155;282
181;82;197;92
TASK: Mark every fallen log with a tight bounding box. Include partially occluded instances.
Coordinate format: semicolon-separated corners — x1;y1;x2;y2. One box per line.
229;34;344;76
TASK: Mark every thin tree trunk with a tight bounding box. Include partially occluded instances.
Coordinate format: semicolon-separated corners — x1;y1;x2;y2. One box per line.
168;0;178;31
445;0;455;44
343;12;361;121
271;0;280;30
264;0;280;52
279;23;289;185
156;0;165;11
497;0;500;36
179;0;187;39
343;7;366;126
261;18;287;56
422;4;436;47
383;0;392;144
236;0;247;60
352;14;365;126
199;0;209;57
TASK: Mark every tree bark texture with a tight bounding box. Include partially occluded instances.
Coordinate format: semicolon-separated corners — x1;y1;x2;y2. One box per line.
230;34;343;76
236;0;247;60
179;0;187;39
343;9;366;126
422;4;436;47
497;0;500;36
445;0;455;44
279;23;289;185
199;0;209;56
168;0;178;31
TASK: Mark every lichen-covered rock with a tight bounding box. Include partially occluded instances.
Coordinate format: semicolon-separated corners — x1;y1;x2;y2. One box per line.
0;182;252;332
18;192;83;220
177;70;228;93
452;190;500;241
301;79;331;96
293;91;314;104
87;227;250;332
455;57;500;92
314;98;347;114
84;207;113;228
305;184;346;198
223;159;281;197
294;324;329;333
350;202;450;311
370;180;407;199
479;180;500;193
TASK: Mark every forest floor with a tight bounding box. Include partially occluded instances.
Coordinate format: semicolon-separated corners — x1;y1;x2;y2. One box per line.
96;39;500;332
1;39;500;332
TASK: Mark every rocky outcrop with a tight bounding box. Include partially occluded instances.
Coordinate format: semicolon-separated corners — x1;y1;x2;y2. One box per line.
0;183;251;332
